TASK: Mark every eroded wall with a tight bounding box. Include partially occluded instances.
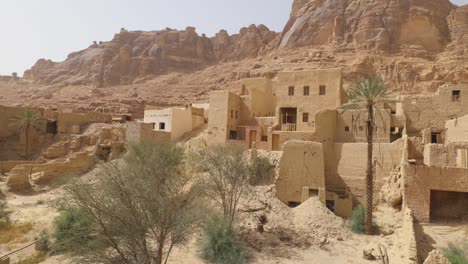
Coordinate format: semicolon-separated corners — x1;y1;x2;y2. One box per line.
402;83;468;136
57;112;111;134
326;140;405;205
276;141;325;205
404;164;468;222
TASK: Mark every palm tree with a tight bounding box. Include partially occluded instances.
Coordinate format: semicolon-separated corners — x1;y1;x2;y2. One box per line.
13;109;41;160
342;76;393;235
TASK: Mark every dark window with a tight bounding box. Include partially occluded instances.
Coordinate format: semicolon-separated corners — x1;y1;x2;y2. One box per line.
303;113;309;123
159;122;166;130
452;90;461;102
261;136;268;142
46;121;57;134
391;110;396;115
303;86;310;96
345;126;350;132
391;127;397;133
431;132;440;144
288;86;295;96
229;130;237;140
288;201;301;208
326;200;335;212
319;85;326;95
309;189;318;197
235;111;238;119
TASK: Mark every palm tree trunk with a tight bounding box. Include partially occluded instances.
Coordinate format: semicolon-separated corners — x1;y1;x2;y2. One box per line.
365;105;374;235
25;123;30;160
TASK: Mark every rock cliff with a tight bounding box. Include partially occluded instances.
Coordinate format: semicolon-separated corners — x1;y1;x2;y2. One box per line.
24;26;278;87
6;0;467;113
281;0;455;52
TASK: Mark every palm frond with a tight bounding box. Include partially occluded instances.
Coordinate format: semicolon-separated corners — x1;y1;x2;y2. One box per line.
11;109;42;132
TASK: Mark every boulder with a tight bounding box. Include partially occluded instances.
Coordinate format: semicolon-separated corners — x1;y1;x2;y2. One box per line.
6;166;32;192
423;250;451;264
43;142;69;159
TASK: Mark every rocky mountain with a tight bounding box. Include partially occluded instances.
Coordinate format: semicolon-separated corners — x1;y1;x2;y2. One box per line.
24;25;278;87
2;0;465;115
281;0;455;51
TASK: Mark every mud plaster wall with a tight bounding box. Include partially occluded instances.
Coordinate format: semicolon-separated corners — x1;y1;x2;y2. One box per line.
240;78;276;118
403;164;468;222
400;208;419;264
276;141;325;205
0;106;50;161
335;109;392;143
325;140;404;205
402;83;468;135
0;161;39;174
274;69;343;131
126;122;170;142
276;132;318;149
57;112;112;134
208;91;243;144
170;108;194;140
0;106;44;137
445;114;468;144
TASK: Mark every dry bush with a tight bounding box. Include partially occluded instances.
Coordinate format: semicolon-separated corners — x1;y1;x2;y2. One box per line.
0;221;33;244
191;146;253;228
57;142;206;264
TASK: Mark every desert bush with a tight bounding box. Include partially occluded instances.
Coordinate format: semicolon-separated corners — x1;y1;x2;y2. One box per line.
192;146;253;229
0;199;8;224
0;221;33;244
443;243;468;264
51;208;94;255
58;142;205;264
201;217;246;264
350;205;366;234
37;230;50;253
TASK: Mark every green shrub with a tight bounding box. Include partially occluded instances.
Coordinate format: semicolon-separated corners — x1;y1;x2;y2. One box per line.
51;207;93;255
201;218;246;264
37;231;50;252
0;199;9;223
349;205;366;234
444;243;468;264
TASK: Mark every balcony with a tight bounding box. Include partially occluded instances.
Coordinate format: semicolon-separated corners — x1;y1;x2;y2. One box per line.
281;123;297;131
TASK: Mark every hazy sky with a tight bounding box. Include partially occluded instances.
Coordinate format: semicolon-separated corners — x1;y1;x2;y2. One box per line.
0;0;467;76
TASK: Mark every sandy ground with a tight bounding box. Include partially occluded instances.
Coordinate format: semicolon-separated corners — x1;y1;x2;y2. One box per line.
1;165;466;264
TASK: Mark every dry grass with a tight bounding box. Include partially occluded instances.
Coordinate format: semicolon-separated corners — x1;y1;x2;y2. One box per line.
16;253;47;264
0;221;33;244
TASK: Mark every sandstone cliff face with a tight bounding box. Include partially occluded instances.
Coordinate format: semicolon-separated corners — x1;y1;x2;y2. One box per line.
24;26;278;87
10;0;468;113
280;0;455;52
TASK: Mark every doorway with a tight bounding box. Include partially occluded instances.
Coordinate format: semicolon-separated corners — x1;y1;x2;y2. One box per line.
249;130;257;148
272;134;280;151
280;108;297;131
430;190;468;221
431;132;441;144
